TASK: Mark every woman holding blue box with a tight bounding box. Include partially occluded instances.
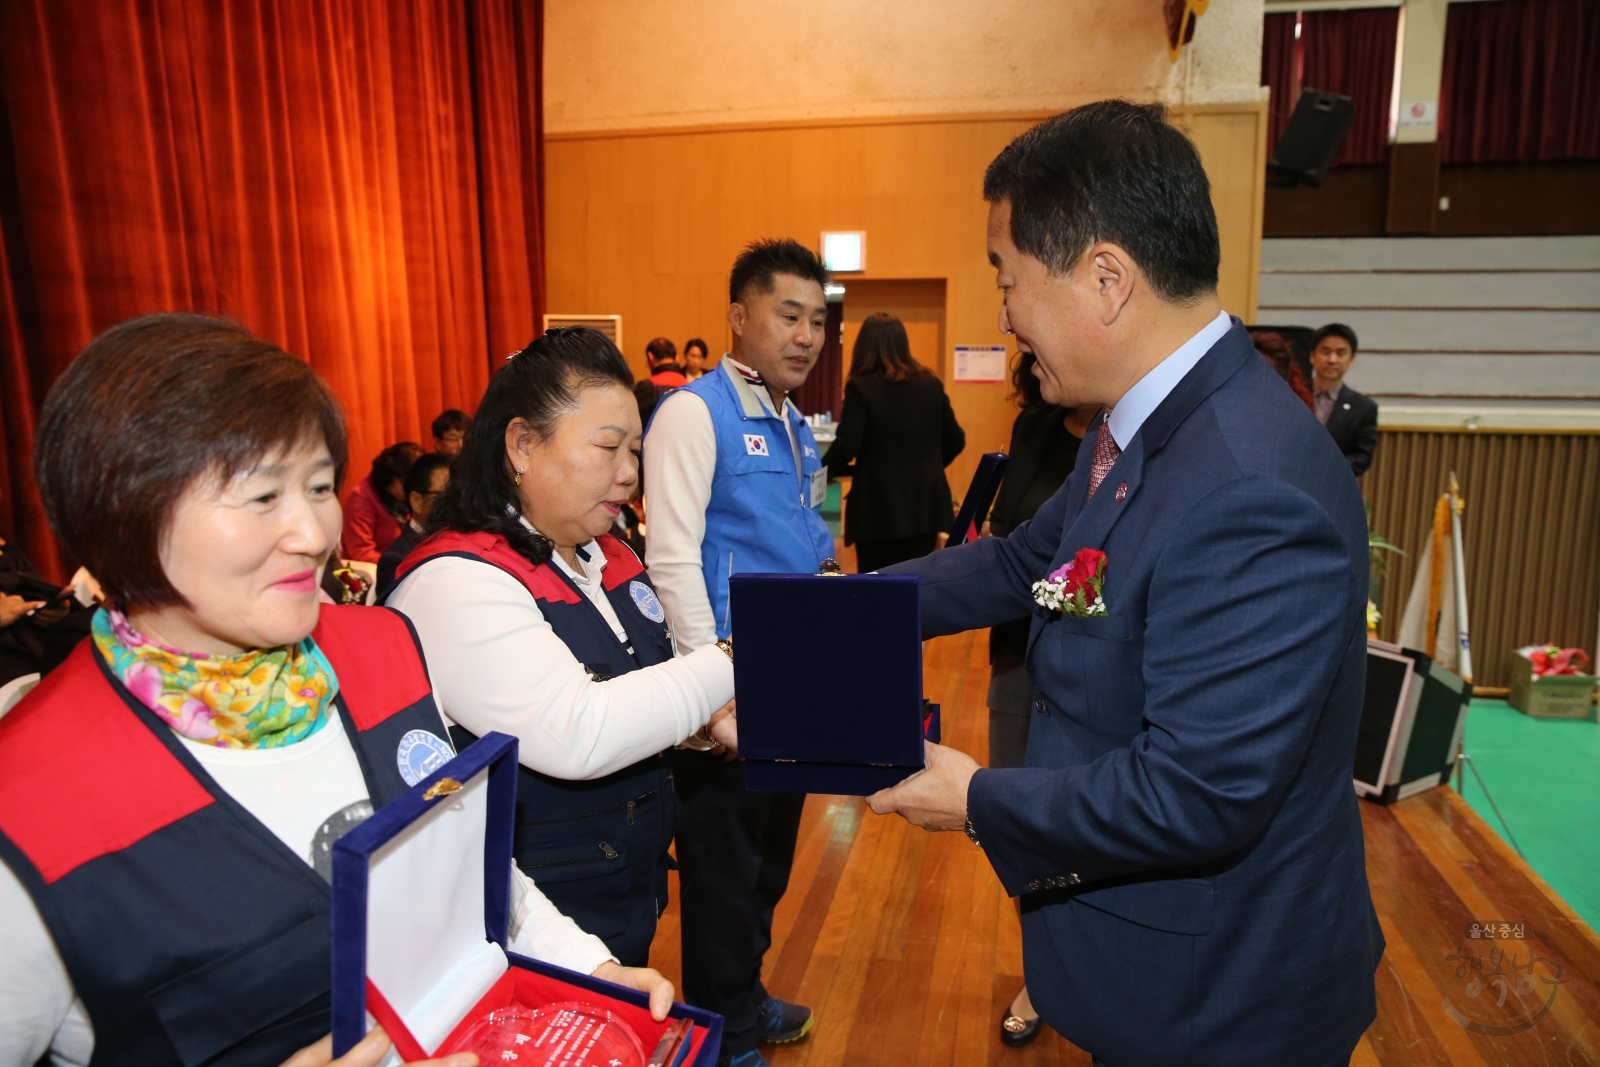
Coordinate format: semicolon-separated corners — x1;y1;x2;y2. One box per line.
386;327;738;970
0;314;672;1067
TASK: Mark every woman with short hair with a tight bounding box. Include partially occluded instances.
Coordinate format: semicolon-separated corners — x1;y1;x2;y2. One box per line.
338;441;422;564
822;313;966;572
682;338;709;381
0;313;671;1067
387;326;737;970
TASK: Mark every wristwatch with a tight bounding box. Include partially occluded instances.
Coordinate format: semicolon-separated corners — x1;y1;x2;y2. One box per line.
964;814;981;848
715;638;734;661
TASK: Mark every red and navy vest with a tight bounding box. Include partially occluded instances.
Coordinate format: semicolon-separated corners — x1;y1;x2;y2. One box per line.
393;530;677;967
0;605;449;1067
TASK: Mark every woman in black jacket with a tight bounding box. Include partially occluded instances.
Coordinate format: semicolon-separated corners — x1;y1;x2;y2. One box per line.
987;349;1091;1048
822;313;965;573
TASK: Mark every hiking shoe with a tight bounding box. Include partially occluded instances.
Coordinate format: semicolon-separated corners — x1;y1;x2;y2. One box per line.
755;995;815;1044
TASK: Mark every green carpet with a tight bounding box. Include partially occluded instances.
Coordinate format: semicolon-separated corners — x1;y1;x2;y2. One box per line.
1456;697;1600;930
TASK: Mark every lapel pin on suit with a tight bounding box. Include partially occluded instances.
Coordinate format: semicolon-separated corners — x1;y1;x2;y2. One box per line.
1115;483;1127;502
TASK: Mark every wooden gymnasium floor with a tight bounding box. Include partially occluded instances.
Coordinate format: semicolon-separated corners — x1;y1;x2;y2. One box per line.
646;629;1600;1066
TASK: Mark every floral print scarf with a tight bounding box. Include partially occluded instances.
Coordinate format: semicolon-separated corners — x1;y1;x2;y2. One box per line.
91;608;337;749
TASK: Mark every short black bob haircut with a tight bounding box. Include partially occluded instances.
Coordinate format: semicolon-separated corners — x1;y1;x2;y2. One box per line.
1312;323;1359;354
426;326;633;564
35;312;348;611
982;99;1220;304
728;238;830;304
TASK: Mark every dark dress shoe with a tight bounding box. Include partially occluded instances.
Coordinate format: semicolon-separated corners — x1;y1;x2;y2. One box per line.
1000;1010;1042;1047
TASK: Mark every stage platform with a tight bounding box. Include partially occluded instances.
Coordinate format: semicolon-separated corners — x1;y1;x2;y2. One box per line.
647;629;1600;1065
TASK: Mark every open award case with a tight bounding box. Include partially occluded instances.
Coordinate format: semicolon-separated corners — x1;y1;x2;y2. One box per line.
1354;638;1470;804
729;569;937;796
331;731;720;1066
948;452;1010;547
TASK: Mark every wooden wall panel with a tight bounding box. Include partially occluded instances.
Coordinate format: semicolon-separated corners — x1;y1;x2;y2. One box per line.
545;104;1267;493
1365;430;1600;688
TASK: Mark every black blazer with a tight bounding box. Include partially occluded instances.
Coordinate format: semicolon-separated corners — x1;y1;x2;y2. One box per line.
989;404;1084;662
375;522;422;603
822;372;965;543
1323;384;1378;476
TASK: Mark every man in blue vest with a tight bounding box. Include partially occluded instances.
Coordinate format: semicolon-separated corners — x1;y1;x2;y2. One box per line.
644;238;834;1067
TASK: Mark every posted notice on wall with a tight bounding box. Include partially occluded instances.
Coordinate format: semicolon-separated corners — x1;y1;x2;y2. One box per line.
953;345;1007;383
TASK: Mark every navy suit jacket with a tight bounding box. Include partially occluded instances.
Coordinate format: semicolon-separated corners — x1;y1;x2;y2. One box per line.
885;321;1383;1066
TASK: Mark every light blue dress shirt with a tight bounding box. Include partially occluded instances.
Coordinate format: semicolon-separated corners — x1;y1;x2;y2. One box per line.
1105;310;1233;449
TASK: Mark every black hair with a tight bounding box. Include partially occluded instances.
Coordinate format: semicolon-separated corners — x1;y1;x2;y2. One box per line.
370;442;423;518
849;313;928;382
431;408;470;438
1010;350;1045;409
1312;323;1359;354
403;451;454;501
982;100;1220;304
645;336;677;364
728;238;830;304
427;326;633;564
683;338;709;359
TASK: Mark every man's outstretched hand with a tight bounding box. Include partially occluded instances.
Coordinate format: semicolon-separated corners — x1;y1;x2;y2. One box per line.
866;741;981;833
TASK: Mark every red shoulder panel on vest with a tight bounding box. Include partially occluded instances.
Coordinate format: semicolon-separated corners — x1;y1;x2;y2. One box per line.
400;530;581;605
0;643;215;884
597;534;646;590
313;605;435;732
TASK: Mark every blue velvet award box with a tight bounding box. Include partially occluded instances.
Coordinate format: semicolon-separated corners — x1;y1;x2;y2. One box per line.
330;731;721;1064
949;451;1010;547
729;569;936;795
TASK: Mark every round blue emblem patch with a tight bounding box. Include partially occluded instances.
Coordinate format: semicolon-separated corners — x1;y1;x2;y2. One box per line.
396;729;454;787
629;579;666;624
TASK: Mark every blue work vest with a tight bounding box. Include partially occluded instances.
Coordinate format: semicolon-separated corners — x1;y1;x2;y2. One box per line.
393;530;676;967
668;360;835;639
0;606;453;1067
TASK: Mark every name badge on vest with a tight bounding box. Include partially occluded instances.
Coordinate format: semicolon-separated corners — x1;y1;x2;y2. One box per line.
629;579;666;623
396;729;454;787
744;433;769;457
809;466;828;509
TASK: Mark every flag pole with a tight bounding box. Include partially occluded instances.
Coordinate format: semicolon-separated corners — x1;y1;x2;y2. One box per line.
1449;472;1472;684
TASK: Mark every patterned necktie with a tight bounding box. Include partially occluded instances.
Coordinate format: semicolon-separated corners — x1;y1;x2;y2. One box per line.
1087;411;1121;499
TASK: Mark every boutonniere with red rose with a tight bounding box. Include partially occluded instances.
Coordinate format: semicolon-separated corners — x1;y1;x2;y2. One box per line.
1032;547;1108;617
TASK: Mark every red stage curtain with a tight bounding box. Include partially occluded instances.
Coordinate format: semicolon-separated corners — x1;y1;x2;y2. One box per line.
1261;12;1299;156
1300;7;1400;167
0;0;545;580
1440;0;1600;163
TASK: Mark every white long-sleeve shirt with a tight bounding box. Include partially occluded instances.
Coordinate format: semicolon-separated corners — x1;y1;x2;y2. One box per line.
643;361;804;652
0;714;613;1067
386;534;734;778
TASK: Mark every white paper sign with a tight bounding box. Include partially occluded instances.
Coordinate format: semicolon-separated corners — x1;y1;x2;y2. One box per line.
953;345;1007;383
1398;101;1437;131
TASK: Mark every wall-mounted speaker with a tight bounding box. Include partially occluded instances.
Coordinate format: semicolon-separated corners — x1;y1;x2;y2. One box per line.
1268;90;1356;189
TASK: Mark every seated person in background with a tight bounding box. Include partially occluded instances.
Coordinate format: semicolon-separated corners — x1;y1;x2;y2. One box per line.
375;451;454;602
682;337;709;381
645;336;688;388
337;441;421;564
1310;323;1378;476
1252;330;1315;411
0;312;671;1067
386;325;736;970
822;312;966;573
431;408;470;456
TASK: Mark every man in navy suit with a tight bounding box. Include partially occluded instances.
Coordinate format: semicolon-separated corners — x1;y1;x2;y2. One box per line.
868;101;1384;1066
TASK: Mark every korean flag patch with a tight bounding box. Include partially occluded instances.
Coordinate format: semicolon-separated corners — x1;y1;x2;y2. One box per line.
630;579;666;623
743;433;769;457
396;729;454;787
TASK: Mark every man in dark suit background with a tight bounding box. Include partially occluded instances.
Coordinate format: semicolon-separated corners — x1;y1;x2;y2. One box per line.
867;101;1383;1066
1311;322;1379;475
